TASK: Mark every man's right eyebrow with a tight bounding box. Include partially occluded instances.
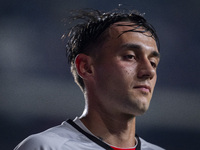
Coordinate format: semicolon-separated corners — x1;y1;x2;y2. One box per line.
121;43;141;50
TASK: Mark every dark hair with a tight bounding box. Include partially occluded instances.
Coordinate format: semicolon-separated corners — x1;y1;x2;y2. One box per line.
65;9;160;91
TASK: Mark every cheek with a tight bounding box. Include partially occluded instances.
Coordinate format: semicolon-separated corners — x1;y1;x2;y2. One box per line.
95;60;137;85
151;75;157;91
94;64;116;84
153;74;157;84
121;63;137;78
111;63;133;79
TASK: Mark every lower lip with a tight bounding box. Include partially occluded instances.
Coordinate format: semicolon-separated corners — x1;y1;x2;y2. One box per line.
135;87;150;93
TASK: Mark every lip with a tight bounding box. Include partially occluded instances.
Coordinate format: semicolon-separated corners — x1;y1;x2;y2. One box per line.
133;85;151;93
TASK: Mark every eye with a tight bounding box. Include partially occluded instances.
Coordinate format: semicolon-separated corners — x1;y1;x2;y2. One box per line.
123;55;136;60
150;61;157;68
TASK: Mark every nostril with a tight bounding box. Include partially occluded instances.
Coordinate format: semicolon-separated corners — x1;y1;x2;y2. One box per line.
137;67;155;80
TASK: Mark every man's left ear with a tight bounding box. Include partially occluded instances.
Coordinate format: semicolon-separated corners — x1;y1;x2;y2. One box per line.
75;54;94;80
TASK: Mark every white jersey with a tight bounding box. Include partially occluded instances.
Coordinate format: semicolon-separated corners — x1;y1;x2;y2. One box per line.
14;117;164;150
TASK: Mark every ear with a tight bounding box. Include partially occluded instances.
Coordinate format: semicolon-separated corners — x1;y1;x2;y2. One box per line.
75;54;94;79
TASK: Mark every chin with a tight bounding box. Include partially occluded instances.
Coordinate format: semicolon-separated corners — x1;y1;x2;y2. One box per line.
123;105;149;117
134;109;148;116
123;97;151;116
133;104;150;116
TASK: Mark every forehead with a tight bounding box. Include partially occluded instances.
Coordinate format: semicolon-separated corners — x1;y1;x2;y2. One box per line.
108;21;149;38
103;21;158;52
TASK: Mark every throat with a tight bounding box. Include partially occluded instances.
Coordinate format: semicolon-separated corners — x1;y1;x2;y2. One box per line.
80;109;136;148
95;118;136;148
106;136;138;150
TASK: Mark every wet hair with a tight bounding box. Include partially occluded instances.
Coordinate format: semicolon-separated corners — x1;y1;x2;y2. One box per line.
65;8;160;91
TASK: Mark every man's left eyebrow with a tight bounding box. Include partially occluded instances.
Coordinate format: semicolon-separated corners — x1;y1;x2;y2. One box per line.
121;43;160;58
150;51;160;59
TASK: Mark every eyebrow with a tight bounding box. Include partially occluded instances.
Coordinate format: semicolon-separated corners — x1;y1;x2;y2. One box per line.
121;43;141;50
121;43;160;59
150;51;160;59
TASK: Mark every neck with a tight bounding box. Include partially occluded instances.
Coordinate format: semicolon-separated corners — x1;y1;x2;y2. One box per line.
80;106;136;148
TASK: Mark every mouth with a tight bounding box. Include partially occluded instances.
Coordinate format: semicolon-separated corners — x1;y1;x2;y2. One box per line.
133;85;151;93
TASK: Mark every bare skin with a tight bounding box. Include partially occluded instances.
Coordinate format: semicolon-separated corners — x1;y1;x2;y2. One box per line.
75;21;160;148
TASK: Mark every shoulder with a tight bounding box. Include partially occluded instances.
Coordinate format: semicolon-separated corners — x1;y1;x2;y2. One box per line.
139;137;165;150
14;121;80;150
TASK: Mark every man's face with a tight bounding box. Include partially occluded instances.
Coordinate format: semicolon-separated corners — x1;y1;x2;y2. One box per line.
91;21;160;116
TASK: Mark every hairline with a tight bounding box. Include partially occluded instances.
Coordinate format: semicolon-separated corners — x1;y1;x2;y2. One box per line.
85;20;159;59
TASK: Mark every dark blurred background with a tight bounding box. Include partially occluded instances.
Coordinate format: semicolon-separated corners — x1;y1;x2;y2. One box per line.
1;0;200;149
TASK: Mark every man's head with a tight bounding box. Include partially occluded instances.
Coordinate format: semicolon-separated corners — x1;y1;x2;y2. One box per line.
66;9;160;92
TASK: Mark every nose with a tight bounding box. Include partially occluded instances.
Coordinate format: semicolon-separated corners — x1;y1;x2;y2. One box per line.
137;58;156;80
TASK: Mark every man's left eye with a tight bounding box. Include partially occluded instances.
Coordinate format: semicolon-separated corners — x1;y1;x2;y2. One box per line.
150;61;157;68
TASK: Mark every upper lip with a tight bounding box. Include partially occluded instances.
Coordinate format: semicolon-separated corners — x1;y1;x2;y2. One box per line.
133;85;151;92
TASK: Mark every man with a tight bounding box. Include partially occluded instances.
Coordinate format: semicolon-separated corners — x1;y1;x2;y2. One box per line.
15;9;164;150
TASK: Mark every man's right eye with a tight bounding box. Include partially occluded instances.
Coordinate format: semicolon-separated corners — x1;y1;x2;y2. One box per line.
123;55;135;60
